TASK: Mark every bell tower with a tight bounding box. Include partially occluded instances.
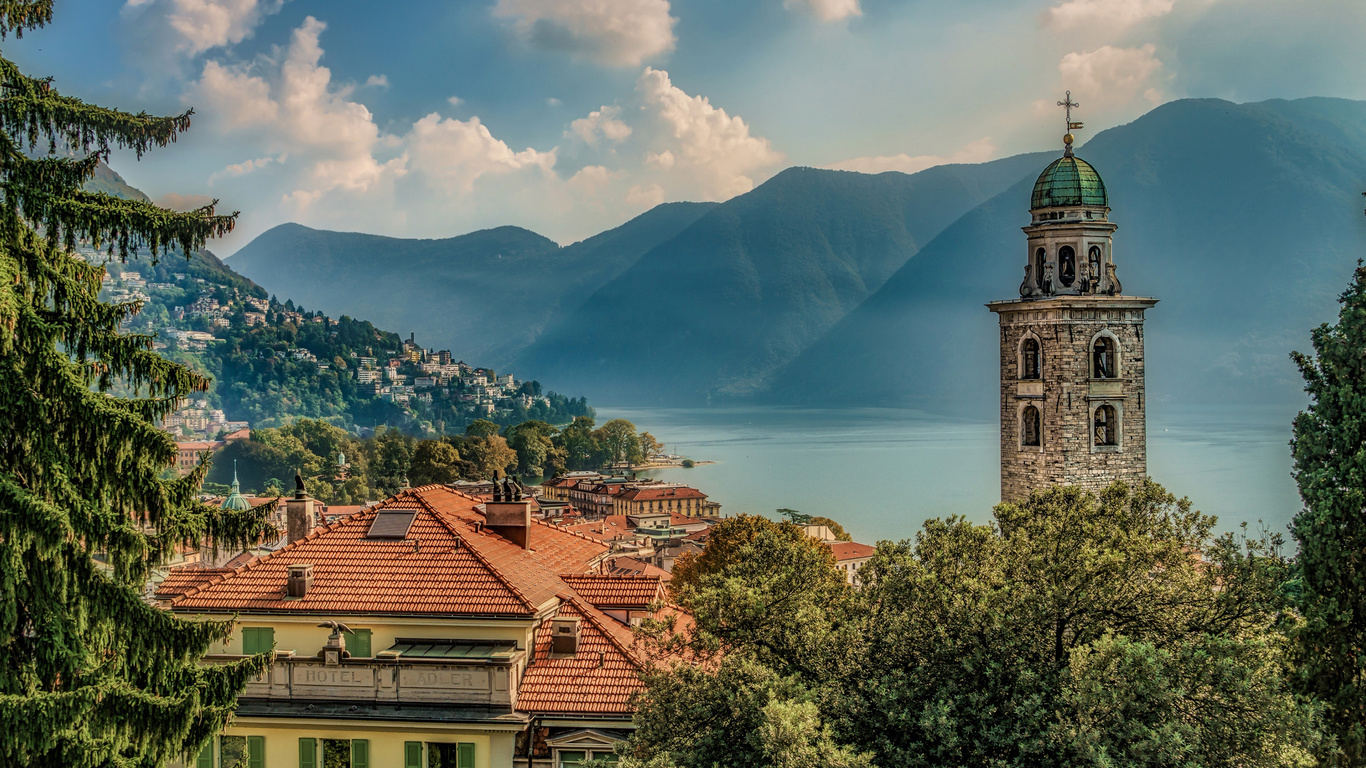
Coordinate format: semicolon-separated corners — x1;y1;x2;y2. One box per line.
987;94;1158;501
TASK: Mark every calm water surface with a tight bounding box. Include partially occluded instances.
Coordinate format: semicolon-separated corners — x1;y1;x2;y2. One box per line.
596;403;1304;544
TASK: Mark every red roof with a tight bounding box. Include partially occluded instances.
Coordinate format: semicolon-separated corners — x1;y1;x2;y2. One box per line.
603;556;672;581
559;574;664;609
175;441;222;451
516;599;645;715
564;515;636;543
169;486;607;617
617;486;706;502
155;567;234;599
826;541;877;561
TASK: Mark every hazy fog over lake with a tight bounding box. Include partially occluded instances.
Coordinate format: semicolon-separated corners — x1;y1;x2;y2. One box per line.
604;403;1304;544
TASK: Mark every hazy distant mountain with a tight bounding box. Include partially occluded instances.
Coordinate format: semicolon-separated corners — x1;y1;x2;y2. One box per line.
770;97;1366;412
84;162;150;202
228;202;716;365
511;155;1050;403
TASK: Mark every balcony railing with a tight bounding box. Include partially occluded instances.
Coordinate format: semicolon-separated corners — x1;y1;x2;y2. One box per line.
208;649;525;710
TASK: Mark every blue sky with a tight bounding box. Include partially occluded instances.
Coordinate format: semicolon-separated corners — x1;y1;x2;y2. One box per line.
17;0;1366;251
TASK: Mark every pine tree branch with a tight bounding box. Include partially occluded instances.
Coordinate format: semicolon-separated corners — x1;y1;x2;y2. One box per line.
0;1;51;39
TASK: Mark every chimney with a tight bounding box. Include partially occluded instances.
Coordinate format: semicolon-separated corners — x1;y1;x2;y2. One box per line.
485;499;534;549
286;563;313;597
286;494;316;543
550;616;580;656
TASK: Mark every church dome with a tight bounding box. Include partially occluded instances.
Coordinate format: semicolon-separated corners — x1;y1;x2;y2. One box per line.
1030;155;1108;210
222;464;252;511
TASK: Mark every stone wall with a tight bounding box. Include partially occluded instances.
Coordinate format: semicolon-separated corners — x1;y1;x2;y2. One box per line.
991;297;1155;502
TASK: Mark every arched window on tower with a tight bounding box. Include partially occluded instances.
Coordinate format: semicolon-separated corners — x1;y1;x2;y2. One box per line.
1092;336;1117;379
1088;246;1102;288
1094;404;1118;447
1022;405;1041;447
1021;338;1041;380
1058;245;1076;287
1033;248;1046;290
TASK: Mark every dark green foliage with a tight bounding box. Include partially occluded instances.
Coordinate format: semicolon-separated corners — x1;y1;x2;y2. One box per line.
0;5;273;765
1290;260;1366;766
629;484;1322;768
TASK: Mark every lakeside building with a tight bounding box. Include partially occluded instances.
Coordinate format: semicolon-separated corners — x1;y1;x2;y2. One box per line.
987;120;1157;501
541;474;719;520
162;484;684;768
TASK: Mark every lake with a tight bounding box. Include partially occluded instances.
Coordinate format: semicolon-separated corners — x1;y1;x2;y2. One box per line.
596;402;1305;544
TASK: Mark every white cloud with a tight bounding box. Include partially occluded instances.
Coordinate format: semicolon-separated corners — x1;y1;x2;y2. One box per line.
208;154;279;183
570;106;633;145
493;0;677;66
448;95;464;107
634;67;784;200
1047;0;1174;32
568;165;622;196
406;113;557;194
625;183;666;208
784;0;862;22
365;74;390;89
124;0;285;62
827;137;997;175
1058;44;1167;107
546;97;563;107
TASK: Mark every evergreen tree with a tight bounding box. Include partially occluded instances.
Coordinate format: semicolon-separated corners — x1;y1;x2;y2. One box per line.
1291;260;1366;766
0;4;273;766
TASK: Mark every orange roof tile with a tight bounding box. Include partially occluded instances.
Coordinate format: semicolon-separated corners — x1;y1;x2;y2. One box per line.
564;515;636;543
603;556;672;581
827;541;877;561
156;567;234;599
618;486;706;502
169;486;612;618
559;574;664;609
517;599;645;715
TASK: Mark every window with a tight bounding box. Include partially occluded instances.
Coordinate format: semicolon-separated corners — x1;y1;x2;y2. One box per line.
1033;247;1046;289
1095;405;1118;447
300;739;317;768
321;739;368;768
428;742;476;768
349;629;372;658
1021;338;1040;380
219;736;263;768
403;742;423;768
1092;336;1117;379
1088;246;1101;288
1058;245;1076;286
559;752;587;768
241;627;274;656
1022;406;1041;447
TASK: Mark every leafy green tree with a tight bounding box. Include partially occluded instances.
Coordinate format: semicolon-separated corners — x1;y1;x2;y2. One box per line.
594;418;643;465
409;440;464;486
0;5;273;763
505;420;556;476
461;434;518;480
365;427;413;497
1291;261;1366;765
559;415;599;470
465;418;499;438
776;508;811;525
633;485;1322;768
638;431;663;462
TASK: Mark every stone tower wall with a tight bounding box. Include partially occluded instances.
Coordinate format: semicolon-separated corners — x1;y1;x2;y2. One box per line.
995;299;1151;502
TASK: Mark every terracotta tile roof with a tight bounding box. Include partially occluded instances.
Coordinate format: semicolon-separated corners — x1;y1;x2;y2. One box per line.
155;567;234;599
617;486;706;502
559;574;664;609
564;515;636;543
168;486;612;617
827;541;878;561
603;556;672;581
517;599;644;715
175;441;222;451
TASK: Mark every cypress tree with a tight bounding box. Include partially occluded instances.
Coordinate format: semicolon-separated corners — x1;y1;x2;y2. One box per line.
1291;256;1366;766
0;3;274;766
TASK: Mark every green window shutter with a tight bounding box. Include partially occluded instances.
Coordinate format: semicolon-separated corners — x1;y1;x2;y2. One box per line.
457;742;475;768
243;627;274;655
403;742;422;768
241;628;256;655
351;740;369;768
259;628;274;654
350;629;372;658
247;736;265;768
196;740;214;768
299;738;317;768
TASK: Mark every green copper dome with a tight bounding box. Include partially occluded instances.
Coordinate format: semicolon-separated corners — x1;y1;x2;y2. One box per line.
222;463;252;512
1030;154;1108;210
